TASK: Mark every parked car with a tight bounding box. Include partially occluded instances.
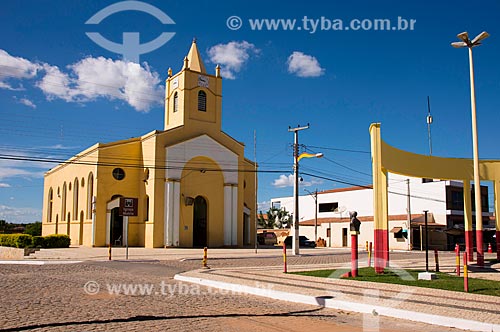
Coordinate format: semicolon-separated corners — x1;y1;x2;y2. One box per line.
257;232;277;245
284;235;316;248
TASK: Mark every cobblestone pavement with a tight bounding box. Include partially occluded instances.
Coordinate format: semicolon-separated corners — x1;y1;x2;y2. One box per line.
0;259;470;332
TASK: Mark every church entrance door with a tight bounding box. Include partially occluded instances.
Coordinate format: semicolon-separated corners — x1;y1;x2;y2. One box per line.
193;196;207;247
110;207;123;246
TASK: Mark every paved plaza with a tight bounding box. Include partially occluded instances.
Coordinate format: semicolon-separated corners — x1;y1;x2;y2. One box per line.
0;247;498;331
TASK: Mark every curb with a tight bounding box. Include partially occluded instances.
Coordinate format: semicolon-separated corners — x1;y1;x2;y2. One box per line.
0;260;82;265
174;273;500;332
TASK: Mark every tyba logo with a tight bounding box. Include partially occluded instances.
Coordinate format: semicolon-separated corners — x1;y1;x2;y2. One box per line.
85;1;176;63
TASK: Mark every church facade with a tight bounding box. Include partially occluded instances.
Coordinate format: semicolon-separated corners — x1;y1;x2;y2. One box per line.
41;41;257;248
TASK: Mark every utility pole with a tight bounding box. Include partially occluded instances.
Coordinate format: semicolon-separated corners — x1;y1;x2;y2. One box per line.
424;210;429;272
427;96;433;156
289;124;309;255
314;189;318;242
406;179;412;251
254;130;258;254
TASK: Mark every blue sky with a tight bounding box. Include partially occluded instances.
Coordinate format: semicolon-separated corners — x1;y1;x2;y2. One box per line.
1;0;499;222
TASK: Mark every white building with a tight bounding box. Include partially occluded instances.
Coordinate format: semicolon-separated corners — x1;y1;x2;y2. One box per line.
270;173;493;251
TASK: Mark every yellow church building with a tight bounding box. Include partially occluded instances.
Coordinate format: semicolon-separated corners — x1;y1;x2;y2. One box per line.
41;40;257;248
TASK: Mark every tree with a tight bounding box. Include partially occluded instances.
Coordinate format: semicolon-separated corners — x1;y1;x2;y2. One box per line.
258;207;291;229
24;222;42;236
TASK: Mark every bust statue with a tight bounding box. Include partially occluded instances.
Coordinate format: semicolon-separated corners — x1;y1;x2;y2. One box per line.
350;211;361;234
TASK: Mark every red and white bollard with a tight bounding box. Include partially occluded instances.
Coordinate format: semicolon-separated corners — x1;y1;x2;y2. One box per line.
351;233;358;277
463;252;469;293
283;242;287;273
368;241;373;268
455;244;460;276
488;243;493;254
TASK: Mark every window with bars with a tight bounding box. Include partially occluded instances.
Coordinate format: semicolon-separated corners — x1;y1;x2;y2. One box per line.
198;90;206;112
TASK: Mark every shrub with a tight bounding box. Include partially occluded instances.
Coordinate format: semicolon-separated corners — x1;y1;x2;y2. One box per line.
0;234;33;248
32;236;45;248
43;234;70;248
0;234;70;248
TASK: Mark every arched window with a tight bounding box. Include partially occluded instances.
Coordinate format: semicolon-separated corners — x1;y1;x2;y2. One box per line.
73;178;79;220
87;173;94;219
173;92;178;112
47;188;53;222
198;90;206;112
61;182;67;221
145;195;149;221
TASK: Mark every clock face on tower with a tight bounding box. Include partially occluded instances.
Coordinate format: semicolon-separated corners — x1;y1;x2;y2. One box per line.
197;75;209;88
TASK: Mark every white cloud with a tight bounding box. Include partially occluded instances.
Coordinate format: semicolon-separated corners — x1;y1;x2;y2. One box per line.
38;58;163;112
0;167;33;180
207;41;259;79
14;97;36;108
0;48;164;112
0;149;55;182
37;64;74;102
42;144;81;150
0;204;41;223
0;49;41;90
257;200;271;211
287;51;324;77
0;183;11;188
272;174;323;188
272;174;294;188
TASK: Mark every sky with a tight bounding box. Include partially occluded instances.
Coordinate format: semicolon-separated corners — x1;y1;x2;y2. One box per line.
1;0;500;222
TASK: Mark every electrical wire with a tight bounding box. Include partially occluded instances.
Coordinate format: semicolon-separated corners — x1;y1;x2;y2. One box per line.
301;171;446;203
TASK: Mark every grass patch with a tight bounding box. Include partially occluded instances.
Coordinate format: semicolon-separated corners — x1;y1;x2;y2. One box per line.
293;267;500;297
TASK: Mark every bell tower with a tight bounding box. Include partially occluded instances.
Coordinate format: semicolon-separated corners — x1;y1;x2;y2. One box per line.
164;39;222;134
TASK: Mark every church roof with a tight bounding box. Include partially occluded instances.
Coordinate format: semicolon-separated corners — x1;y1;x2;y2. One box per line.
186;39;206;73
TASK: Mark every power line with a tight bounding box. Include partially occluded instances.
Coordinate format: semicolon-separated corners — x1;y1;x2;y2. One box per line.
306;145;370;154
301;171;446;203
0;154;288;174
304;146;372;177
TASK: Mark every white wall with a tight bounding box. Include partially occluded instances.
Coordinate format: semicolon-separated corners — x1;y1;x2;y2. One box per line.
271;174;451;250
301;220;410;250
271;174;448;223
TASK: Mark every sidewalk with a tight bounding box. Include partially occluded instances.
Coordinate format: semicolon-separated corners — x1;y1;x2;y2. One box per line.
25;246;325;261
175;258;500;332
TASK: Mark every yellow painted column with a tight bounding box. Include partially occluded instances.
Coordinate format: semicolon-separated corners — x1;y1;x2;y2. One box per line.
370;124;389;273
463;180;474;261
494;181;500;259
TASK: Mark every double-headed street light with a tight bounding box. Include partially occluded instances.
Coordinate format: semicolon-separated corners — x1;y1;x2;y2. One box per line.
452;31;489;267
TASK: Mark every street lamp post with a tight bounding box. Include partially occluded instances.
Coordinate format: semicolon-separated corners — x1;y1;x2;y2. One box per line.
424;210;429;272
288;124;323;255
452;31;489;267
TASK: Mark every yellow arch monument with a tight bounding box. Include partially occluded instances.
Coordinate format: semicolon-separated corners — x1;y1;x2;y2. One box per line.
370;123;500;273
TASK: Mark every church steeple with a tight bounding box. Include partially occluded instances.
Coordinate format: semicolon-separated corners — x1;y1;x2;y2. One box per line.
164;40;222;132
186;38;206;73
